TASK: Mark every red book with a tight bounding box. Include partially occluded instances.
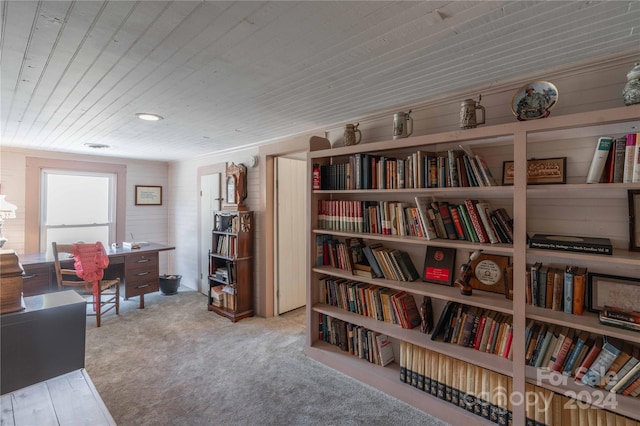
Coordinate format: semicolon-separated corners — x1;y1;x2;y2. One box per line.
449;206;466;240
503;327;513;358
575;338;602;381
473;314;488;350
437;202;458;239
463;199;489;243
551;329;575;371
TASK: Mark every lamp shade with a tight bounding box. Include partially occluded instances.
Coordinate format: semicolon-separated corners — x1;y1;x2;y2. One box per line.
0;195;17;219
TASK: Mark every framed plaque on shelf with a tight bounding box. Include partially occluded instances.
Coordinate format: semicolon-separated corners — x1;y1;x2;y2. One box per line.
469;253;509;294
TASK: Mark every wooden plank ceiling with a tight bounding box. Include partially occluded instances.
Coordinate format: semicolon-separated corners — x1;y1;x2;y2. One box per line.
1;1;639;161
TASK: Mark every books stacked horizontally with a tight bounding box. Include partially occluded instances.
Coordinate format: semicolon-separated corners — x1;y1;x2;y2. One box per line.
319;277;422;329
317;148;498;191
400;342;512;423
319;314;395;366
526;320;640;396
209;284;236;310
528;233;612;256
599;306;640;333
525;263;588;315
586;134;640;184
430;302;514;359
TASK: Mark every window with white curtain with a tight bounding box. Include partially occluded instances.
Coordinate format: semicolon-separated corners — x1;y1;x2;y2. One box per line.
40;170;116;252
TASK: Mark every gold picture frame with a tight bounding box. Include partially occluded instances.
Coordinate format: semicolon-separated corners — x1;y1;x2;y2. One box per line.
502;157;566;185
135;185;162;205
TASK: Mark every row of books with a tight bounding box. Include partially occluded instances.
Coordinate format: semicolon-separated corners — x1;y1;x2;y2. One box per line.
430;302;514;359
319;314;395;366
400;342;512;424
317;147;498;191
416;197;514;244
316;236;420;282
316;196;514;246
214;213;239;233
526;263;588;315
318;277;421;329
400;342;638;425
586;134;640;184
212;234;238;258
525;320;640;396
317;199;425;236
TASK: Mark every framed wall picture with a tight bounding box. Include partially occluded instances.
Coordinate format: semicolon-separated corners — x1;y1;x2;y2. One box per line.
469;253;510;294
422;246;456;286
502;157;566;185
629;189;640;252
135;185;162;205
587;272;640;312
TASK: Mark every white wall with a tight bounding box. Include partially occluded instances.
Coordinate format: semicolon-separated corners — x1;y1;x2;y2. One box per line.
0;148;171;272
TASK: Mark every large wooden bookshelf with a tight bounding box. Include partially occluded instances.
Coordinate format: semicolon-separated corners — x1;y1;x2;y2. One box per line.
306;105;640;425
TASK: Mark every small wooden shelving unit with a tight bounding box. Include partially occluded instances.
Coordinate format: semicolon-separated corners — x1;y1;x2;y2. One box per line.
207;210;254;322
306;105;640;425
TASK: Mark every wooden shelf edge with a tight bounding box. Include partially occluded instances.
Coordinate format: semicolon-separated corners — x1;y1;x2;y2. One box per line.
207;304;254;322
313;304;513;377
525;306;640;344
311;230;515;254
524;366;640;421
306;343;496;426
526;248;640;266
312;267;514;314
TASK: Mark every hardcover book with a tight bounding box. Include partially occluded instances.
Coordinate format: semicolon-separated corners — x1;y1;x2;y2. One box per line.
528;233;612;256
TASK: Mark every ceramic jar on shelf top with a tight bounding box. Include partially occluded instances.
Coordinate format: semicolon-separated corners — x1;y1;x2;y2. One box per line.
623;62;640;106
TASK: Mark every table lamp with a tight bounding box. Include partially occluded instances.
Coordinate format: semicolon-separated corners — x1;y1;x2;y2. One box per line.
0;194;17;248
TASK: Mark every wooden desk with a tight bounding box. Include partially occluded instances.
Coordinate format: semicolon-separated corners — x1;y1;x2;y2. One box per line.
19;243;175;308
0;369;116;426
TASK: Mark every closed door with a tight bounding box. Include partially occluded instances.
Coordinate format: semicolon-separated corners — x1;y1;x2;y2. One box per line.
200;173;221;295
275;157;307;314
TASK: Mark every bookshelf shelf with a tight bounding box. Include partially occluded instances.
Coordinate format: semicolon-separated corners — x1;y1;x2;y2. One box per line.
314;303;513;377
307;341;496;425
526;248;640;267
312;230;515;254
525;306;640;344
313;266;514;314
524;366;640;421
307;104;640;425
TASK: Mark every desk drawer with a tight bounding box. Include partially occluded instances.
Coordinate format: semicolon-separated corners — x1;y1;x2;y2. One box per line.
124;253;159;297
22;264;54;296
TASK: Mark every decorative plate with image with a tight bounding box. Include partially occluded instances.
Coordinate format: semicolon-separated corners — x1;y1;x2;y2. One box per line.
511;81;558;121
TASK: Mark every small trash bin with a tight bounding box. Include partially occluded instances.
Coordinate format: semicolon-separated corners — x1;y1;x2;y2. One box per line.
159;274;181;295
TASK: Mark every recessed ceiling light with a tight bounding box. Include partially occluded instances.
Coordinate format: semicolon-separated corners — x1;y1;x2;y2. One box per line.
136;113;163;121
84;143;110;149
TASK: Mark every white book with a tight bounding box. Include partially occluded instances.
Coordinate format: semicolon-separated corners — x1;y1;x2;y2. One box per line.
376;334;395;367
414;196;438;240
581;342;621;386
623;133;637;183
633;133;640;182
610;359;640;394
586;137;613;183
475;201;499;244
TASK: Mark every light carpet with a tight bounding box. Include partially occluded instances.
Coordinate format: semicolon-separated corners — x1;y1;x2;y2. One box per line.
85;290;450;426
